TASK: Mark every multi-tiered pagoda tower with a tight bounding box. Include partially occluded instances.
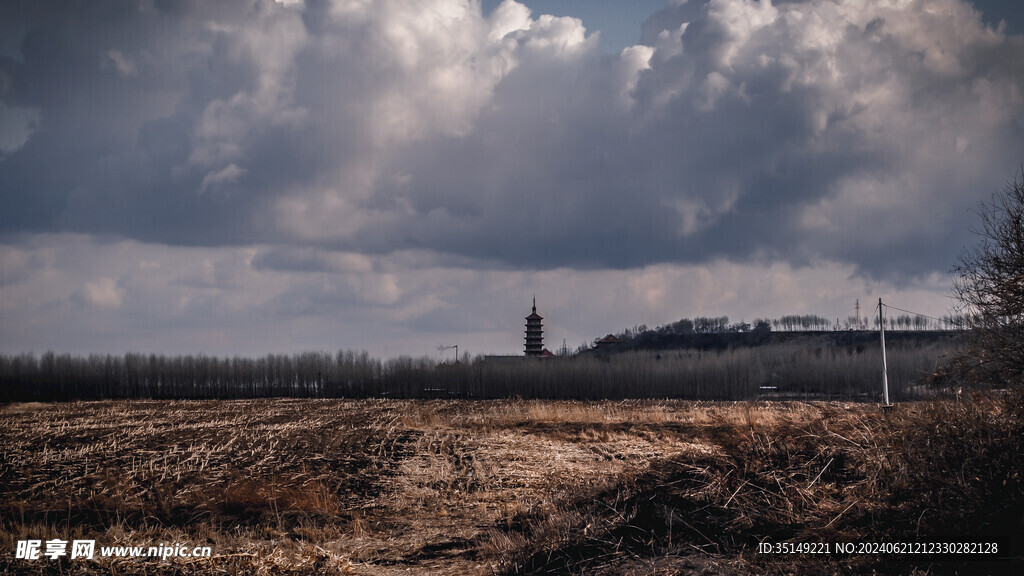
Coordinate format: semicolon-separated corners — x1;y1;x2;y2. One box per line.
524;297;544;357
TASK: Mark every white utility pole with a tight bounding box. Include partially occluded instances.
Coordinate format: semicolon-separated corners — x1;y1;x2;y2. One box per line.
879;298;890;407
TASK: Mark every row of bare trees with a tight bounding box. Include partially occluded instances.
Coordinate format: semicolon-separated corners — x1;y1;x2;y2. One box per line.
0;333;958;401
773;315;832;331
0;351;383;401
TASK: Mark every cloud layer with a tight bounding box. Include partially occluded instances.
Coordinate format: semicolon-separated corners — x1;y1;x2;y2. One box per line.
0;233;954;357
1;0;1022;356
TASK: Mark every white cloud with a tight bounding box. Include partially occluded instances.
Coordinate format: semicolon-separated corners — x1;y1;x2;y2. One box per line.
74;278;126;309
617;44;654;108
488;0;532;42
268;0;607;243
198;163;246;195
103;49;137;77
0;102;39;153
183;2;311;172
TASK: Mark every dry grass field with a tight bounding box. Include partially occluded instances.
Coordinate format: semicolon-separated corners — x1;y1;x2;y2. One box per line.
2;396;1021;575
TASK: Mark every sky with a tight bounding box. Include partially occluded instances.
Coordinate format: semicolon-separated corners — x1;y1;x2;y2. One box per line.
1;0;1023;360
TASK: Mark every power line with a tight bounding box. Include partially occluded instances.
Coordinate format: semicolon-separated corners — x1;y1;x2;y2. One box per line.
880;303;963;326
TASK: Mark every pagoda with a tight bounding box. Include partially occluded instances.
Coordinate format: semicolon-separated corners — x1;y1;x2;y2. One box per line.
524;297;544;357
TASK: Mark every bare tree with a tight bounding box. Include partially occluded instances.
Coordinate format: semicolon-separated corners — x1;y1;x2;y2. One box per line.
953;169;1024;384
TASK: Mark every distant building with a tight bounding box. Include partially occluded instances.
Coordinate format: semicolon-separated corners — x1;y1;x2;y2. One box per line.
481;355;522;363
525;297;544;357
594;334;622;349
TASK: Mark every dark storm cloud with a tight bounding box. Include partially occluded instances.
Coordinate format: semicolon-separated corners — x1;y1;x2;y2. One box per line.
1;0;1023;282
0;0;307;244
365;0;1024;278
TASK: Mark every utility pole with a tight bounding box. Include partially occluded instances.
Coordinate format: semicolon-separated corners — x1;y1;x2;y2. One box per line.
879;298;890;407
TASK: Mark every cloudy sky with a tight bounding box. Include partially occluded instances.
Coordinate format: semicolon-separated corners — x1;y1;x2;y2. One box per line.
2;0;1023;360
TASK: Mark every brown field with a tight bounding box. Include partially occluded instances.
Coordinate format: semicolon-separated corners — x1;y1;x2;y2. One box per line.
2;396;1021;575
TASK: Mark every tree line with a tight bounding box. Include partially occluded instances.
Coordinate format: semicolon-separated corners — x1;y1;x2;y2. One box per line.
0;333;958;402
0;351;383;401
599;311;965;350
